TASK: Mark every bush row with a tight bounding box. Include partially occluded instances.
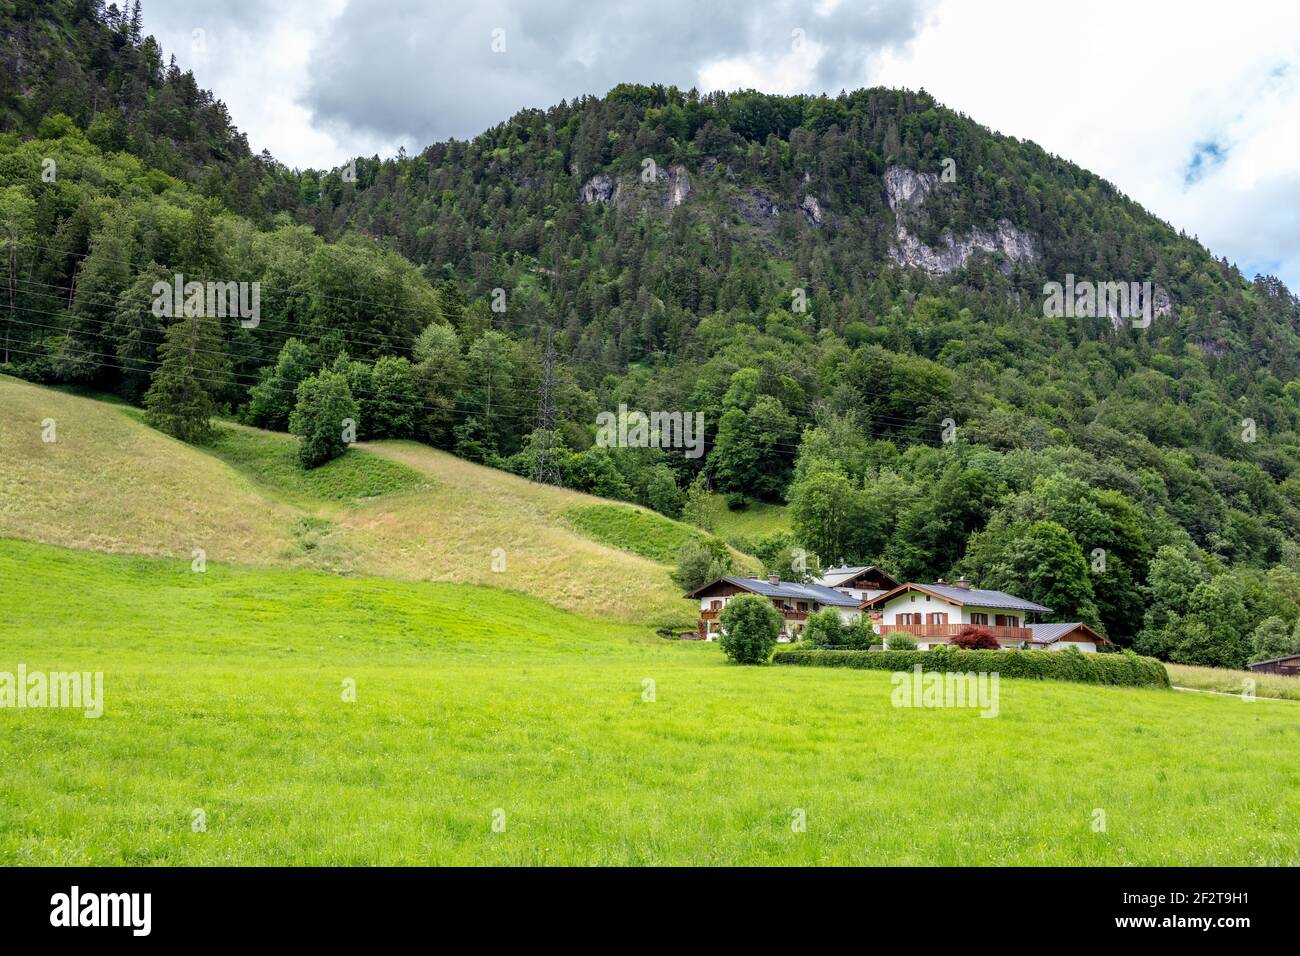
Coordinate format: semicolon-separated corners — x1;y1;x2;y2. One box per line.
771;647;1170;688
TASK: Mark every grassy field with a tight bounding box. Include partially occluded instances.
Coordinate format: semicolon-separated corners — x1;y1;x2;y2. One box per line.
1167;662;1300;701
3;537;1296;866
0;376;698;628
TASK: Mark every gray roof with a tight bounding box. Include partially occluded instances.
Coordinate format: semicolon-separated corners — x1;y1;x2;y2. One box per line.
711;577;861;608
1247;653;1300;667
818;566;872;587
922;584;1051;613
1029;623;1086;643
876;583;1052;614
816;565;896;589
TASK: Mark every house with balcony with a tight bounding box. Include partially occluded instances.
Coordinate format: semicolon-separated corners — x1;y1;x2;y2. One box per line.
814;566;900;602
862;577;1107;651
686;575;863;641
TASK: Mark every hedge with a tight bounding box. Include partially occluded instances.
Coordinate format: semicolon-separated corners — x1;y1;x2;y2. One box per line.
771;647;1169;689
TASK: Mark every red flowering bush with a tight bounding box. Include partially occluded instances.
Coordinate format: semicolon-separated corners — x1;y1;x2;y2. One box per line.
950;625;1001;650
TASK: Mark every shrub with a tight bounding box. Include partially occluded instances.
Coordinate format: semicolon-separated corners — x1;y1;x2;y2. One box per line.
246;338;314;431
771;648;1170;689
885;631;918;651
843;615;877;649
804;608;845;647
718;594;782;664
672;535;734;592
951;625;1000;650
289;370;359;469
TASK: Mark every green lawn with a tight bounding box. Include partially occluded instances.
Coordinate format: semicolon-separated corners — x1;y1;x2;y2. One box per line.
2;538;1296;865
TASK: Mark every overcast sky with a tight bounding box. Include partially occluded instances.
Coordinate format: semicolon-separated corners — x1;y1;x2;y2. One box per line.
142;0;1300;288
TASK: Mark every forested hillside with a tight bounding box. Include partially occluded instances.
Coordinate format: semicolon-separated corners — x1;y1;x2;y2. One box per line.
4;1;1300;668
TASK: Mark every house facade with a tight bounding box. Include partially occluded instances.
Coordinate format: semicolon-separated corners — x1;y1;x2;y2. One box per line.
814;566;900;603
864;578;1057;650
686;575;862;641
1247;654;1300;676
687;571;1110;652
1025;622;1108;653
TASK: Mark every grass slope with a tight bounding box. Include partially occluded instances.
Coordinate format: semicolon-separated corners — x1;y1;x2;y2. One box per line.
0;375;295;564
347;441;707;628
705;492;790;544
0;376;700;627
2;539;1296;866
204;422;432;506
565;503;703;564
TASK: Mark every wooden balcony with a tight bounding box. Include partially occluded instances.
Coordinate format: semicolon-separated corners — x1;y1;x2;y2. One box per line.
879;623;1032;643
699;607;810;624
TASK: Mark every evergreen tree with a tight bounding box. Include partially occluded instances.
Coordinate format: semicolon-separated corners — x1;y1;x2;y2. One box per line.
412;322;463;446
246;338;314;430
368;355;418;439
143;308;229;443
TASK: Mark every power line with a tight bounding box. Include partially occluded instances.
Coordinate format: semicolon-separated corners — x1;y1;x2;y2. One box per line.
1;290;950;449
6;242;948;430
3;278;945;438
1;313;948;458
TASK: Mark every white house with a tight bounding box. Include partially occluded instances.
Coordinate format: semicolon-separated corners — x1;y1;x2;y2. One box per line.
863;577;1107;651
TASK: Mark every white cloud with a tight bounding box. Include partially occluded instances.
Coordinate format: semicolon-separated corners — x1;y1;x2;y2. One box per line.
871;0;1300;286
141;0;410;170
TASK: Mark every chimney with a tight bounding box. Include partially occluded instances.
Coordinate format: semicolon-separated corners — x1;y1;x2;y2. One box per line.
936;578;947;585
955;576;971;590
768;574;781;586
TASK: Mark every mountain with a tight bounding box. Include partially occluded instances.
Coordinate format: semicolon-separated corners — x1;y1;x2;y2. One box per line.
3;2;1300;668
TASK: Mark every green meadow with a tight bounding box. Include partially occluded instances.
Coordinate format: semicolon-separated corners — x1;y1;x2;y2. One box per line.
2;538;1296;866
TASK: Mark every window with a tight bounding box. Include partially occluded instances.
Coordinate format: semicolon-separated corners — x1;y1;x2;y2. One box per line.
995;614;1008;627
926;612;948;626
970;613;988;625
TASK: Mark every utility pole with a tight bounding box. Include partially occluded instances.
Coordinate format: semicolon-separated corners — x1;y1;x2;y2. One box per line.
532;328;562;485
